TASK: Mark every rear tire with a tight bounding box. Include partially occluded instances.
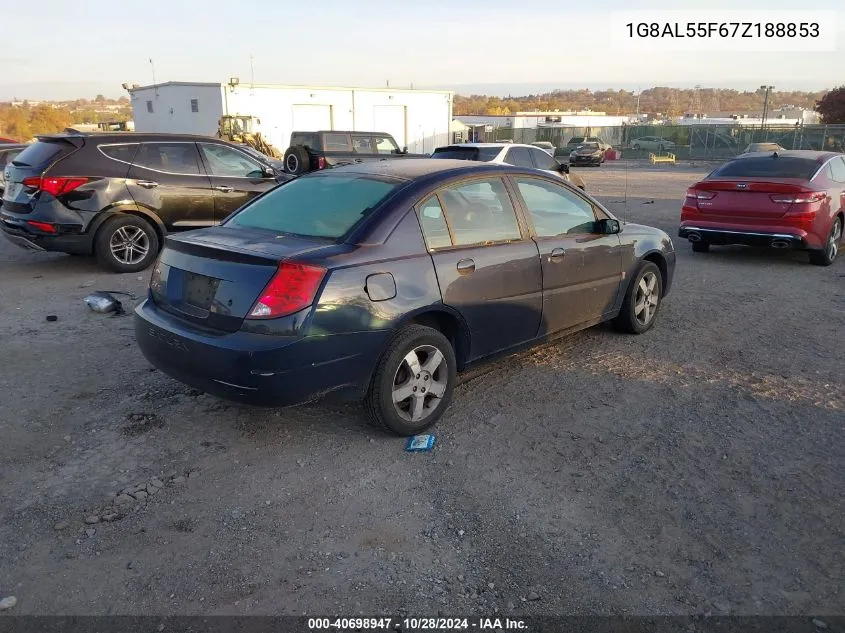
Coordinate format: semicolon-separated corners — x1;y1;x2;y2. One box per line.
284;145;311;175
365;325;456;436
691;241;710;253
809;217;842;266
95;215;159;273
613;261;663;335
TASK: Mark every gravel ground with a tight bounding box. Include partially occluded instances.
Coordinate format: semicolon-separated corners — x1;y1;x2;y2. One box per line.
0;164;842;616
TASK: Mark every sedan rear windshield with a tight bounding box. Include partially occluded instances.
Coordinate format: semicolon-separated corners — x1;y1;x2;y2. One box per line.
431;147;501;161
11;140;72;167
710;156;820;180
226;173;400;239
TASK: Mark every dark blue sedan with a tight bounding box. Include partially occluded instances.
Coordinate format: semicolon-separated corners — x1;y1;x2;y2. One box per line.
135;159;676;436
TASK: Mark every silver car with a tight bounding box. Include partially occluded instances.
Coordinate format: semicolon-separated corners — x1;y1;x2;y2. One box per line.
431;143;587;190
630;136;675;151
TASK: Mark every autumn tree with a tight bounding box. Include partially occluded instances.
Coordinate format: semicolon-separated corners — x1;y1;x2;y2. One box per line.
816;87;845;124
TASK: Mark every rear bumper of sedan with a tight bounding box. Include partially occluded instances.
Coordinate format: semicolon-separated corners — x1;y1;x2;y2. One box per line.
678;225;809;249
134;299;387;407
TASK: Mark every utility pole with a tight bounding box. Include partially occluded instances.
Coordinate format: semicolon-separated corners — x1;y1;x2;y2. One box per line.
760;85;774;131
149;59;158;97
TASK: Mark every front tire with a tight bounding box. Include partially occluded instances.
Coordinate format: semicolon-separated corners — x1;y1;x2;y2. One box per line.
691;241;710;253
95;215;159;273
809;217;842;266
613;261;663;334
365;325;457;436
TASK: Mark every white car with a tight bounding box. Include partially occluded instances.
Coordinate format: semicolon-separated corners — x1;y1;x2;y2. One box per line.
742;142;785;154
630;136;675;151
431;143;586;190
530;141;555;154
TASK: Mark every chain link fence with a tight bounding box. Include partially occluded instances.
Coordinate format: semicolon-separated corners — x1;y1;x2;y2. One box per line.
471;124;845;160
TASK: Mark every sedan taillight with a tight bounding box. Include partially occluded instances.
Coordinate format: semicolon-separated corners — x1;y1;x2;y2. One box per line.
247;261;326;319
769;192;825;204
685;188;716;200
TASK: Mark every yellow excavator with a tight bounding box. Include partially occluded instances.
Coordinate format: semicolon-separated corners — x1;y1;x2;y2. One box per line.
217;115;282;159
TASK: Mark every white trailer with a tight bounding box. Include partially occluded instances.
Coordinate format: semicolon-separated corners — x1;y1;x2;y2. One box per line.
129;81;453;154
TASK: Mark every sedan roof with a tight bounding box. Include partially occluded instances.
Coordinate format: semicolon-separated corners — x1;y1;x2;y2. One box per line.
323;158;537;180
733;149;840;162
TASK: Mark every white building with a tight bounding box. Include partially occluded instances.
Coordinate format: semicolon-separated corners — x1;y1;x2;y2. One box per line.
128;81;453;154
675;108;820;127
456;111;631;130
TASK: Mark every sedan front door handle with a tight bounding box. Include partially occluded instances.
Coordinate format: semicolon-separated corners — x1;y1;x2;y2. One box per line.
137;180;159;189
549;247;566;261
456;258;475;274
214;185;234;193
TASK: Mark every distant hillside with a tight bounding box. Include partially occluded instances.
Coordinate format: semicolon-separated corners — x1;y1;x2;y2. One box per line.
454;87;826;117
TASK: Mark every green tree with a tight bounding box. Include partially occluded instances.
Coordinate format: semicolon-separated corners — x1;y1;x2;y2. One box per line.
816;87;845;124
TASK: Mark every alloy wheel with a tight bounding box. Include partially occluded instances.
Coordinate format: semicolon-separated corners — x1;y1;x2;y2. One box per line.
109;226;149;265
391;345;448;423
634;271;659;326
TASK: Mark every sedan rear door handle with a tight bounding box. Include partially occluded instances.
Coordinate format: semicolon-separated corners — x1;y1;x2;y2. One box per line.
456;258;475;274
137;180;159;189
549;247;566;261
213;185;234;193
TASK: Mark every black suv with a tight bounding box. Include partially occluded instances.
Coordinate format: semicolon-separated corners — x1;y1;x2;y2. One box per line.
1;133;292;272
282;130;427;175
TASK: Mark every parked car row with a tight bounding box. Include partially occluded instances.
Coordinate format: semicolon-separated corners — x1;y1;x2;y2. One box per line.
430;143;587;189
3;127;841;435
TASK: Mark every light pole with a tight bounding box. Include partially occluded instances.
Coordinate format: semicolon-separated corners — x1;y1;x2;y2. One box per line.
760;85;774;131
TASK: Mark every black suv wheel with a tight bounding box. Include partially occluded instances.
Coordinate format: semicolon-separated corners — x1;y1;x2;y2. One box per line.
95;215;160;273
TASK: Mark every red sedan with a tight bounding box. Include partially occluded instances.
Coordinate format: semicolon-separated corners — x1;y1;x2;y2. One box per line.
679;150;845;266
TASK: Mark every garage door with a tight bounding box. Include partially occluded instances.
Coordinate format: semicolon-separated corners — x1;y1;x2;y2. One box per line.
373;105;407;147
292;105;333;131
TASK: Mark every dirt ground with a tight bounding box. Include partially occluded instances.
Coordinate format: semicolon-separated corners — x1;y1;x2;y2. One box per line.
0;163;842;617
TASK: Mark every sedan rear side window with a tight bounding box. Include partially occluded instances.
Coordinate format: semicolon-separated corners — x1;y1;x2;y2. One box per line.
436;178;521;246
711;157;820;180
417;197;453;250
515;177;597;236
227;174;399;239
827;156;845;183
504;147;534;168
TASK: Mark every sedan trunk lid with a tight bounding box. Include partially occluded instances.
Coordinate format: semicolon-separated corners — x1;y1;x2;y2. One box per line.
150;226;341;333
690;178;816;219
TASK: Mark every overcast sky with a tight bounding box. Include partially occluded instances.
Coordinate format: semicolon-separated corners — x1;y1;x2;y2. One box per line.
2;0;841;99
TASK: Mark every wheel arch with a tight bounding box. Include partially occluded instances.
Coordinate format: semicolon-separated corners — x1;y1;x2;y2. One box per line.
89;205;166;248
395;306;471;371
640;250;669;297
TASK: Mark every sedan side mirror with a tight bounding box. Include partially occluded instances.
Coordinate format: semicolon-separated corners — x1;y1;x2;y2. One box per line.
597;218;621;234
558;162;570;174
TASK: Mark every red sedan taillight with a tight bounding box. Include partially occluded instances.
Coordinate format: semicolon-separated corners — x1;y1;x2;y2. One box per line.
769;192;825;204
685;188;716;201
247;262;326;319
